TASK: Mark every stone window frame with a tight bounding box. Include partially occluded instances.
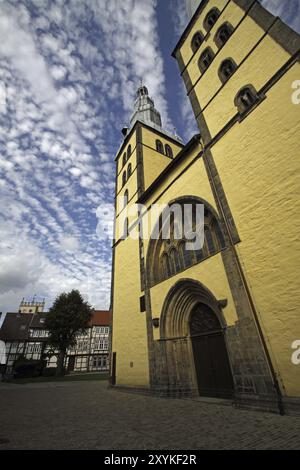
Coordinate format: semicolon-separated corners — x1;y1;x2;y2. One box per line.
165;144;173;158
218;57;238;84
203;7;221;33
191;31;204;53
198;46;215;73
156;139;164;154
214;22;234;49
234;84;266;120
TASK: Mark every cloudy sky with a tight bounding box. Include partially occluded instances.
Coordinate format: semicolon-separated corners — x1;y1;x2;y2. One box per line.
0;0;299;315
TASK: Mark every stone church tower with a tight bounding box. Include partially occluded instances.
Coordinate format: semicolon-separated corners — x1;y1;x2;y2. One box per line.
110;0;300;415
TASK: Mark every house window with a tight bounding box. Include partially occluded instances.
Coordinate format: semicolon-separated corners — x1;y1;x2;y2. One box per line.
122;153;126;167
215;23;233;48
199;47;214;73
127;163;132;179
234;85;260;114
218;58;237;83
165;144;173;158
191;31;204;53
204;8;220;32
122;171;126;187
127;145;131;160
156;139;164;154
140;295;146;312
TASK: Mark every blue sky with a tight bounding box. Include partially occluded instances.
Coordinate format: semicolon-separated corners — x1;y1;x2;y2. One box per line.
0;0;299;314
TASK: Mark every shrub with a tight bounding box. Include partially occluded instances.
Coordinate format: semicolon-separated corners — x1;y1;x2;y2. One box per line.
13;358;45;379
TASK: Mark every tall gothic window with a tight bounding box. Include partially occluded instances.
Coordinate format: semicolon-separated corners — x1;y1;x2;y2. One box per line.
191;31;204;53
199;47;214;73
215;23;233;48
156;139;164;154
127;163;132;179
122;153;126;167
146;198;227;285
204;8;220;32
218;58;237;83
165;144;173;158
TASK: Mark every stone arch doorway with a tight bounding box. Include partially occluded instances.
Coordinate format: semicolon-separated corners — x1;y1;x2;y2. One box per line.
158;279;234;398
189;303;233;398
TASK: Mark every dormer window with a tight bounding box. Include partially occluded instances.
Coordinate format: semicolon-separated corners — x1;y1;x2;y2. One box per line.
191;31;204;53
204;8;220;32
215;23;233;48
199;47;214;73
218;58;237;83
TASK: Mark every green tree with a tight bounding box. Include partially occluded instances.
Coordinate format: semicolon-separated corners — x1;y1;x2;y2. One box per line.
45;290;92;376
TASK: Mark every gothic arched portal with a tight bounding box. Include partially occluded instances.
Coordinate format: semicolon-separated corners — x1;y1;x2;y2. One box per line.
158;279;234;399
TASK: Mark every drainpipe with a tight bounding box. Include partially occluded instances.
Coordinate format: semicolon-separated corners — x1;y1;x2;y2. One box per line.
199;139;284;415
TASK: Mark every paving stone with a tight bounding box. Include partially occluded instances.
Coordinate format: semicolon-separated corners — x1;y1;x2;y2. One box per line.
0;380;300;449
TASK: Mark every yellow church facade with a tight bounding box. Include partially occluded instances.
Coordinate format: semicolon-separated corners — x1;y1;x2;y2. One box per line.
110;0;300;414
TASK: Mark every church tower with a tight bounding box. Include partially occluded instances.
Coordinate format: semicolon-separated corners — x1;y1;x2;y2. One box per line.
110;0;300;414
110;85;183;387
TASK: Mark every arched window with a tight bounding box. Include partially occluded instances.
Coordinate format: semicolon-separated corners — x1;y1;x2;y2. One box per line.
122;153;126;167
127;145;131;160
204;8;220;32
234;85;259;114
123;218;129;238
122;171;126;187
123;189;128;207
218;58;237;83
165;144;173;158
147;198;227;285
215;23;233;48
199;47;214;73
156;139;164;154
191;31;204;53
127;163;132;179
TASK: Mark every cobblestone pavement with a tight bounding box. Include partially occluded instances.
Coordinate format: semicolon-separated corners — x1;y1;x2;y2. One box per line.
0;380;300;450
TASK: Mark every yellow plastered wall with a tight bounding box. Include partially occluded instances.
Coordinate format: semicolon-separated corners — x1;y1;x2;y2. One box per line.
112;224;150;386
150;254;238;342
141;127;183;191
211;64;300;396
179;0;229;66
116;131;137;187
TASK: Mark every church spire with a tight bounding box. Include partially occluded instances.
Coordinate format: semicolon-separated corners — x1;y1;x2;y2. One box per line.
130;84;162;130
